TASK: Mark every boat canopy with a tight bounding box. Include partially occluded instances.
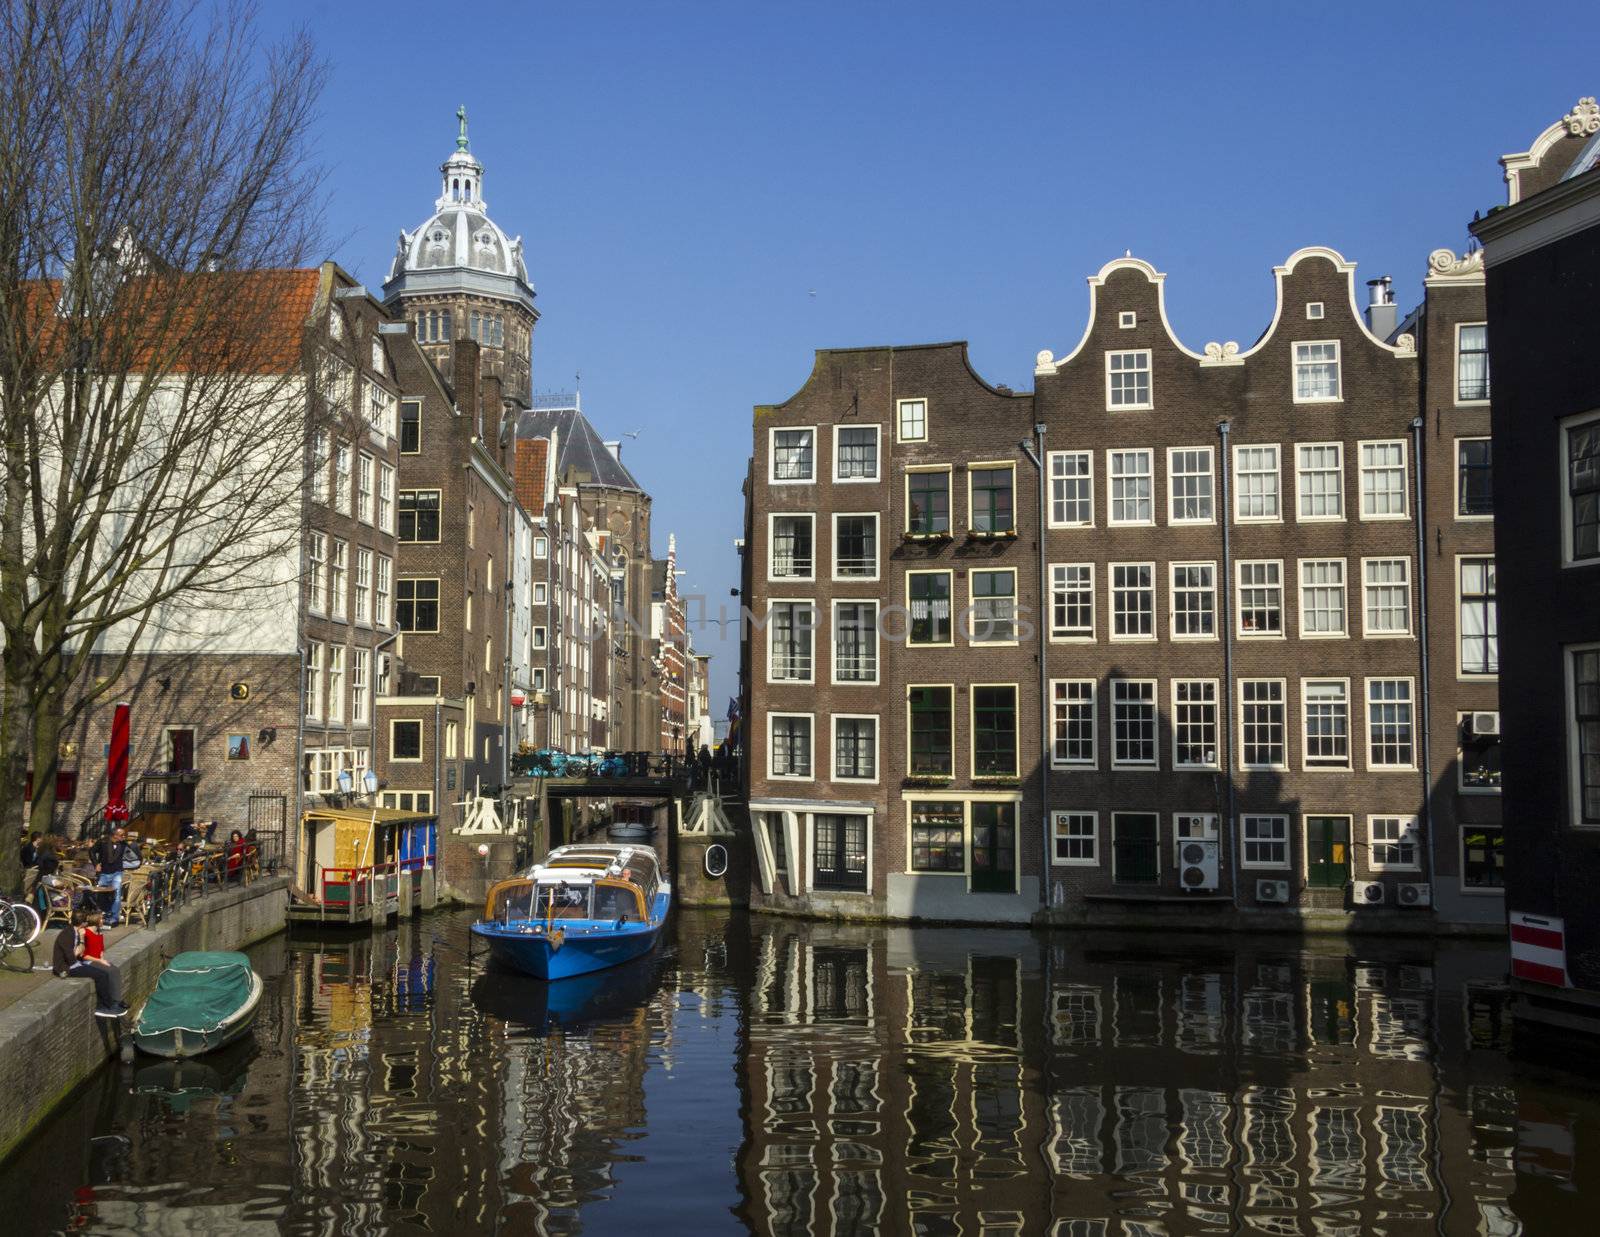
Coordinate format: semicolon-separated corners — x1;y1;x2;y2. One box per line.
485;845;662;925
137;952;254;1036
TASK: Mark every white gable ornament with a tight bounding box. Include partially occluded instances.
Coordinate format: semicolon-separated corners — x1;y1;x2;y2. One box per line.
1565;97;1600;138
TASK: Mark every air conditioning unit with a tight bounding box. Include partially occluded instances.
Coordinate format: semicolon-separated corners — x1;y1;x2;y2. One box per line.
1397;882;1432;908
1353;880;1386;906
1471;711;1501;737
1256;879;1290;904
1178;839;1220;891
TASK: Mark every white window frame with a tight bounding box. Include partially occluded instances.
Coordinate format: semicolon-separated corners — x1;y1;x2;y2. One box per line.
1292;340;1342;403
307;532;327;615
1361;556;1413;638
1105;349;1153;411
1235;559;1285;638
1453;437;1494;522
1233;443;1282;523
1051;811;1100;867
351;648;369;725
1455;322;1490;406
1110;678;1159;769
830;599;881;687
767;513;816;583
768;426;817;484
1166;446;1215;525
1306;302;1325;320
896;397;927;444
1300;677;1351;772
1240;815;1291;870
1560;411;1600;567
375;556;391;629
1049;563;1096;642
305;641;323;721
1171;678;1220;770
1457;555;1498;679
905;464;953;536
830;713;879;784
1047;451;1094;528
1050;678;1097;769
329;539;348;621
1168;561;1217;641
1368;814;1422;872
967;567;1019;647
1358;439;1409;520
1297;558;1347;639
1238;678;1289;772
1565;643;1600;828
354;548;372;625
765;600;817;686
832;423;882;483
768;712;815;781
1106;448;1154;527
1118;311;1137;329
831;512;880;582
1365;677;1417;771
389;718;424;763
906;568;955;648
1109;562;1156;641
357;452;375;525
1295;441;1345;522
326;645;345;724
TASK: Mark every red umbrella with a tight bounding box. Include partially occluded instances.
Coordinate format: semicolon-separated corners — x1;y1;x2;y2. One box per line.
104;702;130;824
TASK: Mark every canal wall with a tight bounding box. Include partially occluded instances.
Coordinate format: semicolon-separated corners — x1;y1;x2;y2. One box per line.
0;874;289;1163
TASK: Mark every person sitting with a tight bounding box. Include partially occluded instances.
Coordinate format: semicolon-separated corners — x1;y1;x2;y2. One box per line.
177;818;200;846
226;829;246;882
51;909;126;1017
20;830;40;870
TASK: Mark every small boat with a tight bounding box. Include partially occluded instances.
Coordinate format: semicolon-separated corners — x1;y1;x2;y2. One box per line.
132;950;263;1058
470;844;671;981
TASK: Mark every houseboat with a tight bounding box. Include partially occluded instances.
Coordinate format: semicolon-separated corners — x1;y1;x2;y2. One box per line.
288;805;438;926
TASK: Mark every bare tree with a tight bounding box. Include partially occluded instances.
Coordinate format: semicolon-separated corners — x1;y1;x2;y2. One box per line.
0;0;327;891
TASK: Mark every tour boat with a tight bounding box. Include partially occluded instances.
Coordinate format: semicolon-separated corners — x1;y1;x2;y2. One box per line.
470;844;671;981
131;951;263;1058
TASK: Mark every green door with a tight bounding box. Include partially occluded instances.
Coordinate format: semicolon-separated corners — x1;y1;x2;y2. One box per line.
970;803;1016;893
1306;816;1350;889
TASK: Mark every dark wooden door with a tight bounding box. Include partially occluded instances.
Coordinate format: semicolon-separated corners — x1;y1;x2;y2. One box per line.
970;802;1016;893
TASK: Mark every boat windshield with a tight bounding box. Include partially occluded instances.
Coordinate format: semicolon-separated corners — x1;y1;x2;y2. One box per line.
533;881;593;919
593;880;643;922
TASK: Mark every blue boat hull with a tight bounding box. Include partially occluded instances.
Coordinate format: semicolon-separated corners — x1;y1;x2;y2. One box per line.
471;892;670;981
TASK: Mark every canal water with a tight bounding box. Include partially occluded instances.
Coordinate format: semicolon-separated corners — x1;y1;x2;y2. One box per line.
1;908;1595;1235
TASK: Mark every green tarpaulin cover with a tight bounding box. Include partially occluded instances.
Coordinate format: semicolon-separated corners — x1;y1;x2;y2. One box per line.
137;951;255;1035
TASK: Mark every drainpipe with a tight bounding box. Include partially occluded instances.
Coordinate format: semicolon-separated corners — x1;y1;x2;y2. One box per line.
294;643;307;886
1217;419;1238;907
1020;423;1049;906
1411;416;1435;890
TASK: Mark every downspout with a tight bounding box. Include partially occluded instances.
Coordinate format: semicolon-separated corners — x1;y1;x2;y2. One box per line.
294;643;307;889
1020;424;1049;906
1217;419;1238;906
1411;416;1435;889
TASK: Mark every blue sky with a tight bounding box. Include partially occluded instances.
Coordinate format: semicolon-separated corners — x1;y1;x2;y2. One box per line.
255;1;1589;711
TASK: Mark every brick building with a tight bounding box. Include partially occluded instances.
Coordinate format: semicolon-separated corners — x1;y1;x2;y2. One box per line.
653;535;690;754
744;245;1503;928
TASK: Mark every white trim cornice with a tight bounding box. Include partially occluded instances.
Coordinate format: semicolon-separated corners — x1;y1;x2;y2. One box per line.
1473;170;1600;266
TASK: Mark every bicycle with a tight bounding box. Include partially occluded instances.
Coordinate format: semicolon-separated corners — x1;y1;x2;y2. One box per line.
0;895;43;973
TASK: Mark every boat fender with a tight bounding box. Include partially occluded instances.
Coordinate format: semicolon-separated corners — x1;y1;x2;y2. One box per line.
704;844;728;880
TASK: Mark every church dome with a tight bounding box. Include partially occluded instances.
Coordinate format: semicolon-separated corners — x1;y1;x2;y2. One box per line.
383;110;535;313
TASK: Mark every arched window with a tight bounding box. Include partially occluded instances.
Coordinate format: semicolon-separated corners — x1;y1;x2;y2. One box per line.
470;311;480;341
441;310;452;339
493;315;503;347
415;314;424;340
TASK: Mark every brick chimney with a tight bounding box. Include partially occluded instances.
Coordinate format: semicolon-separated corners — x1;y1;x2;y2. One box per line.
482;372;505;459
454;338;480;430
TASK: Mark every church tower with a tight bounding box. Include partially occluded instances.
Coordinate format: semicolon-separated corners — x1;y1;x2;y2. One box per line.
383;108;537;404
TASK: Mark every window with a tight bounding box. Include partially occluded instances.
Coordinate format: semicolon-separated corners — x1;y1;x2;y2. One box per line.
908;571;952;645
1112;813;1159;883
391;720;423;762
1299;559;1346;637
1306;302;1324;320
1234;445;1281;521
398;490;441;542
308;532;327;613
1236;561;1283;636
444;721;458;760
1170;563;1215;639
375;557;391;628
1564;414;1600;563
312;431;331;506
1459;558;1498;676
832;717;877;782
1051;680;1096;767
305;642;323;720
1302;680;1350;769
1359;441;1407;518
1293;341;1341;401
833;601;878;684
813;815;868;891
532;625;546;650
396;578;440;633
897;398;927;443
355;549;372;623
330;540;348;620
1174;813;1219;865
769;514;814;580
366;381;395;438
771;428;815;482
969;465;1015;533
1108;449;1153;525
769;714;813;779
1363;558;1412;636
1296;443;1344;520
767;602;815;682
1052;813;1098;865
833;514;878;578
1370;816;1421;871
907;470;950;534
1106;350;1153;409
400;399;421;453
1168;448;1214;523
1462;826;1505;889
1119;310;1137;329
1241;816;1289;868
834;426;879;481
1239;679;1287;769
1172;680;1218;768
1459;712;1502;791
1050;564;1095;639
910;802;964;872
1367;679;1415;768
351;648;369;725
1111;680;1157;767
972;685;1018;777
534;536;548;559
1049;451;1093;526
1569;646;1600;825
1456;439;1493;517
375;647;391;695
466;503;474;548
326;646;345;723
1111;563;1154;638
334;444;352;516
357;454;375;524
908;687;953;776
532;582;546;605
378;464;395;533
1457;323;1489;402
969;570;1016;644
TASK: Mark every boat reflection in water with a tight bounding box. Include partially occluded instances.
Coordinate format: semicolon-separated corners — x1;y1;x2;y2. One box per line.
130;1040;258;1114
470;953;665;1035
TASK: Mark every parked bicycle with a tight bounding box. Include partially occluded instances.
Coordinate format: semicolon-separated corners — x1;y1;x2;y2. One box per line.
0;894;44;973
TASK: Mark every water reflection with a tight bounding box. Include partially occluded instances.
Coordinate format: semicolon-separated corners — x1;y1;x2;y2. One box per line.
0;911;1595;1235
